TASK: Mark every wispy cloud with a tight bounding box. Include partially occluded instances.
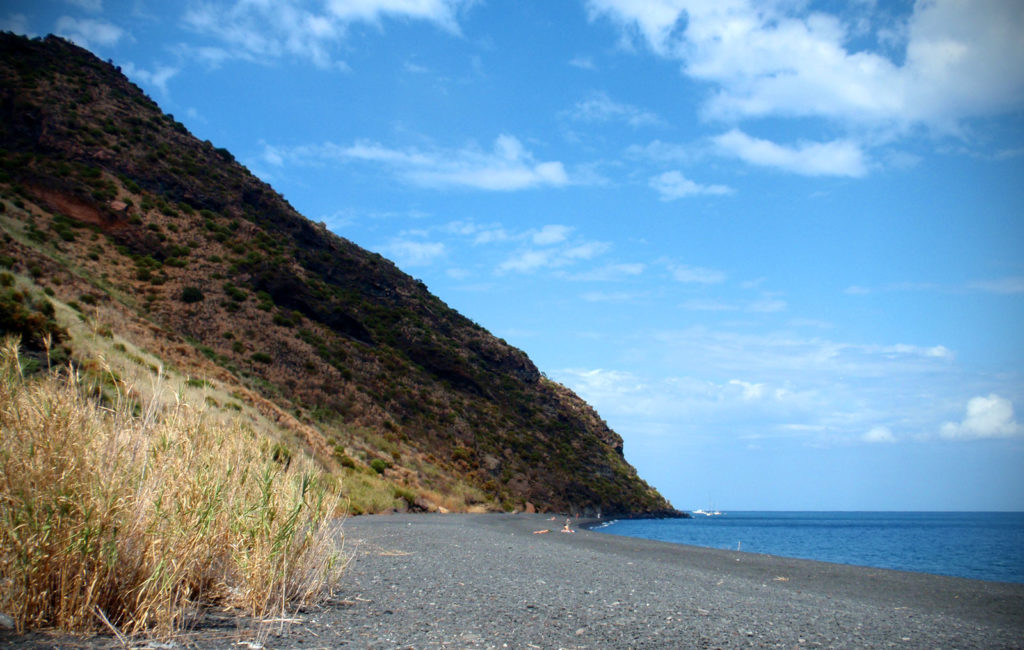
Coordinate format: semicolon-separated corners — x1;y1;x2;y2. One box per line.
846;277;1024;295
325;0;468;32
55;15;126;49
0;14;29;34
566;91;664;128
682;296;787;313
713;129;868;177
967;277;1024;295
626;139;696;164
569;263;646;282
581;290;646;303
649;170;732;200
182;0;472;68
377;238;446;268
263;134;569;191
665;262;727;284
498;240;611;274
532;224;572;245
120;61;179;94
553;324;974;448
66;0;103;12
568;55;597;70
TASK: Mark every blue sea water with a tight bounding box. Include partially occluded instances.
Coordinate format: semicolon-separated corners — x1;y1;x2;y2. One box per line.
596;511;1024;584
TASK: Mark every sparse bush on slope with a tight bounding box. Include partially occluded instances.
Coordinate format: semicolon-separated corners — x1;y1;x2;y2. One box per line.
0;338;347;635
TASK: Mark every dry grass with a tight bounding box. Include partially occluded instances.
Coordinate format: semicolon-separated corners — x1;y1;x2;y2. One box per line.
0;338;346;636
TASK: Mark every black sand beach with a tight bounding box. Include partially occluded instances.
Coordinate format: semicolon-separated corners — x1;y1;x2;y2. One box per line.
6;513;1023;648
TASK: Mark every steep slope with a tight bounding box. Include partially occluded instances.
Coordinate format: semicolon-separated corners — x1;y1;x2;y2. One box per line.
0;33;679;517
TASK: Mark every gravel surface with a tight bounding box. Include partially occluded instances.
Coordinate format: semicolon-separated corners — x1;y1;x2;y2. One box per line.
5;513;1023;648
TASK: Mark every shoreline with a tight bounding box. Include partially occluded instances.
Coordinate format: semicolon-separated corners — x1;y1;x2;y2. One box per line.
6;512;1023;648
578;513;1024;586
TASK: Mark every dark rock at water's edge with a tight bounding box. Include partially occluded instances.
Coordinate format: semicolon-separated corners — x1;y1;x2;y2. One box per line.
578;509;692;529
619;508;692;519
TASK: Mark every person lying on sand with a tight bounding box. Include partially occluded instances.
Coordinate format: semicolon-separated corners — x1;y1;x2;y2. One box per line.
533;529;550;534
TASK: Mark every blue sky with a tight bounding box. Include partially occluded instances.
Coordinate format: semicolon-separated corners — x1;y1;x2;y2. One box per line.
7;0;1023;511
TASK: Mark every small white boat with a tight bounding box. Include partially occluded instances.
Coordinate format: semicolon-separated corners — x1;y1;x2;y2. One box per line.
692;508;724;516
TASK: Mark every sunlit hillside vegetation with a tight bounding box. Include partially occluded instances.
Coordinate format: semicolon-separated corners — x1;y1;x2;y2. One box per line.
0;32;676;519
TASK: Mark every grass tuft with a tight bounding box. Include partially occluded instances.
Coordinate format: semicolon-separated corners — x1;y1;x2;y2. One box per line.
0;338;346;636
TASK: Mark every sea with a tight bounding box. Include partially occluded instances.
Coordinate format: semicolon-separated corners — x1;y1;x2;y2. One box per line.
595;511;1024;584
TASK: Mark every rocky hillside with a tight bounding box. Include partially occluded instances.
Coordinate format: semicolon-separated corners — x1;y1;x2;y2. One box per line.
0;32;679;517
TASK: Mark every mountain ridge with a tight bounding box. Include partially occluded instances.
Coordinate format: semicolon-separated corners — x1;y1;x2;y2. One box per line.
0;32;681;518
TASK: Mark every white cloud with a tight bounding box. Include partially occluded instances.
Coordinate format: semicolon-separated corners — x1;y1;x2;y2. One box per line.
564;241;610;260
498;240;610;274
441;220;622;278
570;263;646;282
55;15;125;49
552;324;979;449
862;426;896;443
324;0;467;32
626;139;695;163
666;262;726;284
729;379;765;401
747;297;787;313
0;14;29;34
556;366;817;432
66;0;103;11
498;250;551;273
582;290;644;303
682;298;736;312
588;0;1024;133
567;91;664;127
183;0;472;68
682;296;787;313
532;225;572;245
968;277;1024;295
407;135;569;190
846;277;1024;296
713;129;868;177
263;134;569;191
120;62;179;95
378;239;446;267
941;395;1022;440
649;170;732;200
445;221;512;245
568;55;597;70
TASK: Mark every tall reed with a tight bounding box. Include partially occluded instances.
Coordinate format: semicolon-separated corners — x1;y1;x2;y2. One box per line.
0;339;346;635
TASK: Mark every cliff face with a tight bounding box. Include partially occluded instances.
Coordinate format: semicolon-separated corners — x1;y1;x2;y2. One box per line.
0;33;679;516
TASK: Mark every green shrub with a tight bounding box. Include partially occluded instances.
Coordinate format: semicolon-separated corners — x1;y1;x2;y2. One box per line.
334;450;357;469
369;458;387;474
180;286;204;303
223;282;247;302
0;287;67;351
250;352;271;364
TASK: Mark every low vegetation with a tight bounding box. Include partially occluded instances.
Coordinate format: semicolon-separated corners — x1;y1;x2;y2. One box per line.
0;338;346;635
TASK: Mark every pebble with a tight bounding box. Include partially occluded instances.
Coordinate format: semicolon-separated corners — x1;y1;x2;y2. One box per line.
3;513;1022;648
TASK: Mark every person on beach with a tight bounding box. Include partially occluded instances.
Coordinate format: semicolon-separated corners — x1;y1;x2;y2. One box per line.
561;519;575;533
